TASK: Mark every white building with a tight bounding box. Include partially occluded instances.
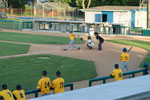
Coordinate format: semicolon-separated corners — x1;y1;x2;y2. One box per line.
81;6;147;29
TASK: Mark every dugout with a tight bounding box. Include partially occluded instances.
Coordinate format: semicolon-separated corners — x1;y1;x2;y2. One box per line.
33;19;89;33
33;19;127;34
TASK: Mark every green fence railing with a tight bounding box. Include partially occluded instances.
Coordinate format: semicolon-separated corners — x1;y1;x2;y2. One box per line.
25;83;73;98
89;69;147;87
0;83;73;99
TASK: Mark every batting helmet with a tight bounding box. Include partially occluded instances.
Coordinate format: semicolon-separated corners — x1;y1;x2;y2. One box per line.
123;48;127;52
69;30;73;33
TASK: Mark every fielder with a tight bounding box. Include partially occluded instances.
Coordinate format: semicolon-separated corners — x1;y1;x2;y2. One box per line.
110;64;123;81
120;48;130;72
64;31;80;51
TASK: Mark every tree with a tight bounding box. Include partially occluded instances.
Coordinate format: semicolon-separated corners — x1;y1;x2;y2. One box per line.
8;0;27;8
3;0;8;8
24;4;32;15
82;0;91;9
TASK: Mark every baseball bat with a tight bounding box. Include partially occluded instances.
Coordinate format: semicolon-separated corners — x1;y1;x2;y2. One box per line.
76;34;83;41
127;46;133;53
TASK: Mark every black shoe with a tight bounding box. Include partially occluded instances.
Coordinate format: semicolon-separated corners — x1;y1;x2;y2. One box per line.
78;47;80;50
63;49;67;51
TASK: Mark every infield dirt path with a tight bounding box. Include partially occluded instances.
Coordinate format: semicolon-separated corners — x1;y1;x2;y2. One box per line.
0;29;148;90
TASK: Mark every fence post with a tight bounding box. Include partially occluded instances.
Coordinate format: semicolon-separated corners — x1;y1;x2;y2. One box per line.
103;79;106;84
132;73;135;78
35;90;38;98
71;84;73;91
143;68;148;75
89;80;92;87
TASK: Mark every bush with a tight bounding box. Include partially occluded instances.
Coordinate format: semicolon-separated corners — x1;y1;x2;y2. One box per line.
24;4;32;16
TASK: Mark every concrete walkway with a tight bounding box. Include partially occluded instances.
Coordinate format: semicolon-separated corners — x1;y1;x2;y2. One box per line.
28;75;150;100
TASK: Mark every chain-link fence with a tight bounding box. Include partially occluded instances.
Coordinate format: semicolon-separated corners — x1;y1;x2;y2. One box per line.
0;3;84;21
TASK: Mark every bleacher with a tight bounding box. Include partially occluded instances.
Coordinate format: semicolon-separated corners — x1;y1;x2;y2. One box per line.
28;75;150;100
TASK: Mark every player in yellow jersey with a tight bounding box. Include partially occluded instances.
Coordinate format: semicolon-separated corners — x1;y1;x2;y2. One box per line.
13;85;26;100
0;84;14;100
64;31;80;51
37;71;51;96
110;64;123;81
120;48;130;72
52;71;65;94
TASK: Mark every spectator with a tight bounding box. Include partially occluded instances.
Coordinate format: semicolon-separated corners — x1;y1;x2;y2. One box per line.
99;23;104;34
108;23;113;34
104;21;109;34
110;64;123;81
13;85;26;100
52;71;65;94
0;84;14;100
37;71;51;96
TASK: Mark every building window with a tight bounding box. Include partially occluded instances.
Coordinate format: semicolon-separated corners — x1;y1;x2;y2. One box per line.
95;14;102;22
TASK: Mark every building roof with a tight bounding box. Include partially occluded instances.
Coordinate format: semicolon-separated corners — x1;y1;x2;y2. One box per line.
81;6;144;12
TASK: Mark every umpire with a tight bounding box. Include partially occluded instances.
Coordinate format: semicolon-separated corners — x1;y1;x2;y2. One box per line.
94;32;104;50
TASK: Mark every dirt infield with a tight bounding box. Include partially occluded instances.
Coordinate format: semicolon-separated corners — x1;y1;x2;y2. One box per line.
0;29;148;90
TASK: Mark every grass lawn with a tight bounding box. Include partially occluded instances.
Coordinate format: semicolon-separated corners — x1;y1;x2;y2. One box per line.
107;39;150;66
0;42;30;56
0;32;84;44
0;54;96;91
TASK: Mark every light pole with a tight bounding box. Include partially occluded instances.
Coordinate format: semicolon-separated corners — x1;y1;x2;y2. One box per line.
42;3;44;19
147;0;150;28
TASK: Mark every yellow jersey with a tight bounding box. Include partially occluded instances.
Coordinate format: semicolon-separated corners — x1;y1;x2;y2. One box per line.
69;33;75;40
0;89;14;100
111;69;123;81
13;90;26;100
52;78;65;94
37;77;51;95
120;53;130;62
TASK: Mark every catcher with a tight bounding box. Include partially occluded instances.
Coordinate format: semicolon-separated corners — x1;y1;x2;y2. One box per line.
87;36;94;49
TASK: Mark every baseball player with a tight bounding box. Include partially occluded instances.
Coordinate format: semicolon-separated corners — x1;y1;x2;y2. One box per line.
64;31;80;51
37;71;51;96
52;71;65;94
120;48;130;72
110;64;123;81
94;32;104;50
0;84;14;100
13;85;26;100
87;36;94;49
143;62;149;75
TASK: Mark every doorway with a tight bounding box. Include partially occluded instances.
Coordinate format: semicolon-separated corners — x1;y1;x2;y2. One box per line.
102;14;107;22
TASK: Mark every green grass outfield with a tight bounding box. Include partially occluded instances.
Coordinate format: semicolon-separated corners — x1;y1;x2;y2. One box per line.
0;54;96;91
0;32;84;44
107;39;150;66
0;42;30;56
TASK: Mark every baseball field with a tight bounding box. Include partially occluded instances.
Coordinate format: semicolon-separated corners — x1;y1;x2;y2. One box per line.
0;29;149;92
